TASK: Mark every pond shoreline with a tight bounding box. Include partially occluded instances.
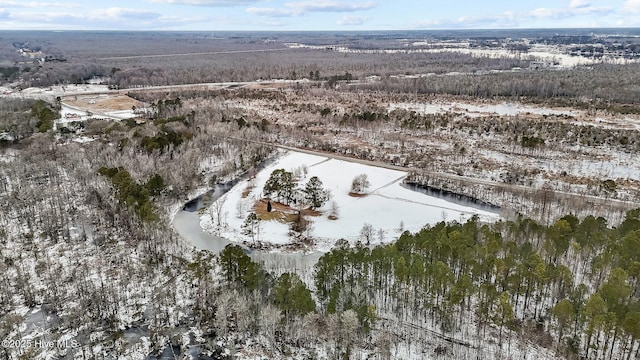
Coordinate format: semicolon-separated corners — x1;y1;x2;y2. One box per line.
173;151;500;265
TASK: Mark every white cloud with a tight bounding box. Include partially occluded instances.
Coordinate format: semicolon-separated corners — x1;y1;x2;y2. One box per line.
623;0;640;13
576;6;611;15
248;1;375;17
0;1;77;8
412;11;520;29
529;4;611;19
246;7;299;17
0;8;8;19
413;2;614;29
570;0;590;8
336;15;369;25
147;0;257;6
288;1;375;13
531;8;556;18
93;7;161;20
256;20;289;27
5;7;207;30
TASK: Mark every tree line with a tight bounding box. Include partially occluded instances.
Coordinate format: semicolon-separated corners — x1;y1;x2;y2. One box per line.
311;211;640;359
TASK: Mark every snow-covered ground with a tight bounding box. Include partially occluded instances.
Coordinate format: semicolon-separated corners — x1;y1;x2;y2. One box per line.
56;104;92;128
103;109;136;119
19;84;110;98
0;149;17;163
388;100;577;117
284;42;639;67
56;103;134;131
71;136;95;143
201;151;499;252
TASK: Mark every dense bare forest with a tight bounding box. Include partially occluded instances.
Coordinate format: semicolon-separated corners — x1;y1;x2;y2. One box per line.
1;30;640;359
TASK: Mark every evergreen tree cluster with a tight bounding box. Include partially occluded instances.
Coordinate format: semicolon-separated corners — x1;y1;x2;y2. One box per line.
304;176;330;209
263;169;295;204
217;244;316;323
314;210;640;359
98;166;165;222
31;99;60;133
140;125;192;154
263;169;330;209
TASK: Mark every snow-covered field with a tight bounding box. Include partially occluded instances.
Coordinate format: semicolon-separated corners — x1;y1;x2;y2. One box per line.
201;151;499;252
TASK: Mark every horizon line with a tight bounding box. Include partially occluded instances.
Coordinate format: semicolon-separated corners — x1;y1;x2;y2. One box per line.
1;26;640;32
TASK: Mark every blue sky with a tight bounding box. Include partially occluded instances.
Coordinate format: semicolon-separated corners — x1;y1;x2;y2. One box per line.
0;0;639;31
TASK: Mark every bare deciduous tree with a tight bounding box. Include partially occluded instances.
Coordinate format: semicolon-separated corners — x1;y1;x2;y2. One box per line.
360;223;374;245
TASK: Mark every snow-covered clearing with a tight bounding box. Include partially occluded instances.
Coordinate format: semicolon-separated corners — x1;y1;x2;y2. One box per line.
201;151;499;252
56;104;92;127
57;103;132;124
19;84;110;98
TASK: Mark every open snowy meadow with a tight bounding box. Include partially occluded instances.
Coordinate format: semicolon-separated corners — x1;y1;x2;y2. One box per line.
201;151;500;252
